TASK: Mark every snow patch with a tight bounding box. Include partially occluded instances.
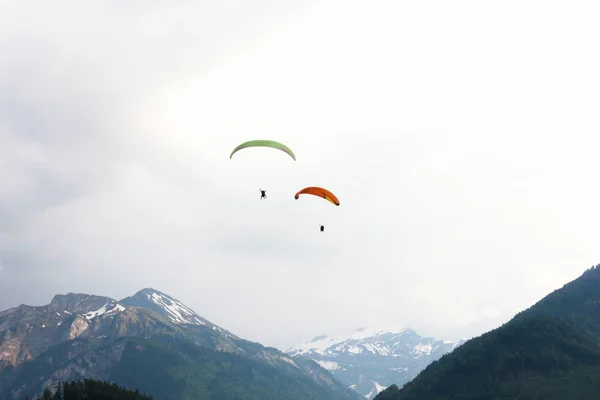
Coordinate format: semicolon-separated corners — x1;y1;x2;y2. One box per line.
149;292;207;326
279;356;299;368
115;304;126;312
413;343;433;357
84;302;126;320
364;342;389;355
315;360;340;371
372;381;387;394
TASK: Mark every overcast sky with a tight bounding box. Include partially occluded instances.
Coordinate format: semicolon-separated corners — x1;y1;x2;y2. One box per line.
1;0;599;351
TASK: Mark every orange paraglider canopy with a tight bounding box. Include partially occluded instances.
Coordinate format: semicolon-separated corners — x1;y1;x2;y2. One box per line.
294;186;340;206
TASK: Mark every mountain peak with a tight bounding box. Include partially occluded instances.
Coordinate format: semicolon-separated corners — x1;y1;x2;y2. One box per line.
48;293;126;320
133;287;163;296
120;288;208;327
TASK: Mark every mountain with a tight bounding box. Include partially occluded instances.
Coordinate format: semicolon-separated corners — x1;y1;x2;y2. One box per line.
0;293;127;366
0;288;361;400
374;264;600;400
287;327;466;399
120;289;221;329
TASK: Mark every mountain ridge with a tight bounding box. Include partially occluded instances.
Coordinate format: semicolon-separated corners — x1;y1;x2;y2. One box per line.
288;326;466;399
374;264;600;400
0;287;361;400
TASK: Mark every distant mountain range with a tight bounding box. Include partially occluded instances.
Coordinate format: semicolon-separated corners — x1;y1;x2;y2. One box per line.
287;327;466;399
0;288;361;400
374;264;600;400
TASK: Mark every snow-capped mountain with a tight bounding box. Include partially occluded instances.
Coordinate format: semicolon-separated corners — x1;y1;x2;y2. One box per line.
0;288;361;400
287;327;466;399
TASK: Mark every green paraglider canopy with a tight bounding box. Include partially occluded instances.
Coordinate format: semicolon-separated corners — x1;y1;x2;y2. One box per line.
229;140;296;161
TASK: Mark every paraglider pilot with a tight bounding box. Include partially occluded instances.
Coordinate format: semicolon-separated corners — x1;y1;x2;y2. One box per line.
260;189;267;200
320;225;325;232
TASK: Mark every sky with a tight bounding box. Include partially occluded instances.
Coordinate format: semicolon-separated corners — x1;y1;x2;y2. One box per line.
1;0;600;352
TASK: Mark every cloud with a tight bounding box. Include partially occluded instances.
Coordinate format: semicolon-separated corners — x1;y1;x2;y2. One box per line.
1;0;600;350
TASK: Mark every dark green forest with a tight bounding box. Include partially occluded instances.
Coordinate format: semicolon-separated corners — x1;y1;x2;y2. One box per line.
27;379;153;400
374;264;600;400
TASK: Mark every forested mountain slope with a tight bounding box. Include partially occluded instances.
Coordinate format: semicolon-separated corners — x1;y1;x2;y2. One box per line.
375;264;600;400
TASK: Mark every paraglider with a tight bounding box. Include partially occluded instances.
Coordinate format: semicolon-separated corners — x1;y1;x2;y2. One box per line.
230;140;294;200
229;140;342;234
230;140;296;161
294;186;340;206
